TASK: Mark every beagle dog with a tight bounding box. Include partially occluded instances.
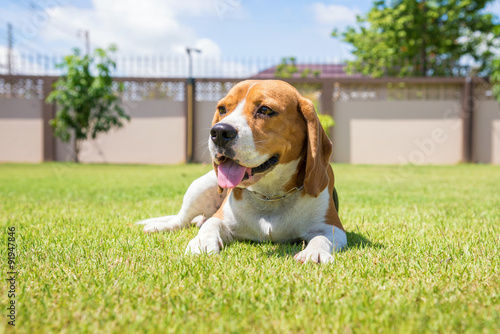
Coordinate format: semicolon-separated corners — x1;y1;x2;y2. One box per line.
139;80;347;263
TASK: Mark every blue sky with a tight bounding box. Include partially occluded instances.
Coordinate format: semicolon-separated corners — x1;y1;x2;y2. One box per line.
0;0;499;61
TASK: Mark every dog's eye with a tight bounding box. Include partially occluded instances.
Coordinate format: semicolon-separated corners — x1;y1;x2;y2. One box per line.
218;106;227;115
257;106;275;117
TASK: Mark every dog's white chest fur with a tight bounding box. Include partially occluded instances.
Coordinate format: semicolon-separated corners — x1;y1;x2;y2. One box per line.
224;188;330;242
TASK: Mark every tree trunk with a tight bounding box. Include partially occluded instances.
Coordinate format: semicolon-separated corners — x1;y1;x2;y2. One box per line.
73;131;80;163
421;0;427;76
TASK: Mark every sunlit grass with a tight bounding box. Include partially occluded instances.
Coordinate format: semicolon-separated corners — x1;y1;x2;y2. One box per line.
0;163;498;333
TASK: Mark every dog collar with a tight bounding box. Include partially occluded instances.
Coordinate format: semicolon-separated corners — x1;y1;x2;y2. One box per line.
247;186;304;202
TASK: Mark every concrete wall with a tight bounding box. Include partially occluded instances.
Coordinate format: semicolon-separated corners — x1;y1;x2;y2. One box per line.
0;98;43;162
332;100;464;164
1;76;499;165
56;100;185;164
193;101;217;163
473;101;500;164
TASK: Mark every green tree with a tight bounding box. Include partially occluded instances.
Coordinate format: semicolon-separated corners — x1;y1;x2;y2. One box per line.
274;57;321;78
47;45;129;162
491;57;500;101
274;57;299;78
334;0;500;77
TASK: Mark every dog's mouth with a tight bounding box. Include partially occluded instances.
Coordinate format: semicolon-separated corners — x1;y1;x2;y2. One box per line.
215;154;279;189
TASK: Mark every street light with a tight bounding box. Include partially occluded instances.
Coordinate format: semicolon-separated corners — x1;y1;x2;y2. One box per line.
185;47;201;164
186;47;202;79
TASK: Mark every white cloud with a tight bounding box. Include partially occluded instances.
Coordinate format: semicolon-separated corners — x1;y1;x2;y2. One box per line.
14;0;222;56
311;3;360;26
308;2;360;61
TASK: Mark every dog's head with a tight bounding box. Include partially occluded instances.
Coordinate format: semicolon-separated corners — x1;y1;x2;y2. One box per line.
209;80;332;197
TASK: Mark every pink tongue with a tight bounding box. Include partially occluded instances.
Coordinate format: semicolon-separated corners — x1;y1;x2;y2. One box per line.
217;159;248;188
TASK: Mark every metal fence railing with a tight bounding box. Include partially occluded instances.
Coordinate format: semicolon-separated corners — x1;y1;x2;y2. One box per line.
0;51;474;79
0;52;352;78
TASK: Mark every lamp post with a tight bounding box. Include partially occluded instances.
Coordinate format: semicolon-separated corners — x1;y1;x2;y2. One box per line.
186;47;202;79
185;47;201;163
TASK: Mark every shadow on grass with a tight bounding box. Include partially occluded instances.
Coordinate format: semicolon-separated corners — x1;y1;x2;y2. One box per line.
264;231;384;258
345;231;384;250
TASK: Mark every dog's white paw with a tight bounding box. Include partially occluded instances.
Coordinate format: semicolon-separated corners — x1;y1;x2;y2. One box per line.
185;235;223;255
137;216;185;233
294;247;334;264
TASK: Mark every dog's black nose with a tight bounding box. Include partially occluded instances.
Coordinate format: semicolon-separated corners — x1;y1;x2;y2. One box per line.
210;123;237;147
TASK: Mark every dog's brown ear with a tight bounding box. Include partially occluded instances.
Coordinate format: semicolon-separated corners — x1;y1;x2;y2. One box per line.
298;96;333;198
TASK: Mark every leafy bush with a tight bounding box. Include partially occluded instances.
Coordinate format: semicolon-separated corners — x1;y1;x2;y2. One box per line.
47;45;129;162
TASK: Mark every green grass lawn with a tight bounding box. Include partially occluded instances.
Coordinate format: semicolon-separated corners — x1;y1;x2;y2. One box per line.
0;163;499;333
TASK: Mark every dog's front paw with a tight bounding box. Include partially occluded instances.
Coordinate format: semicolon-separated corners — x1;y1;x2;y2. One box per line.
185;235;223;255
294;248;334;264
137;216;185;233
